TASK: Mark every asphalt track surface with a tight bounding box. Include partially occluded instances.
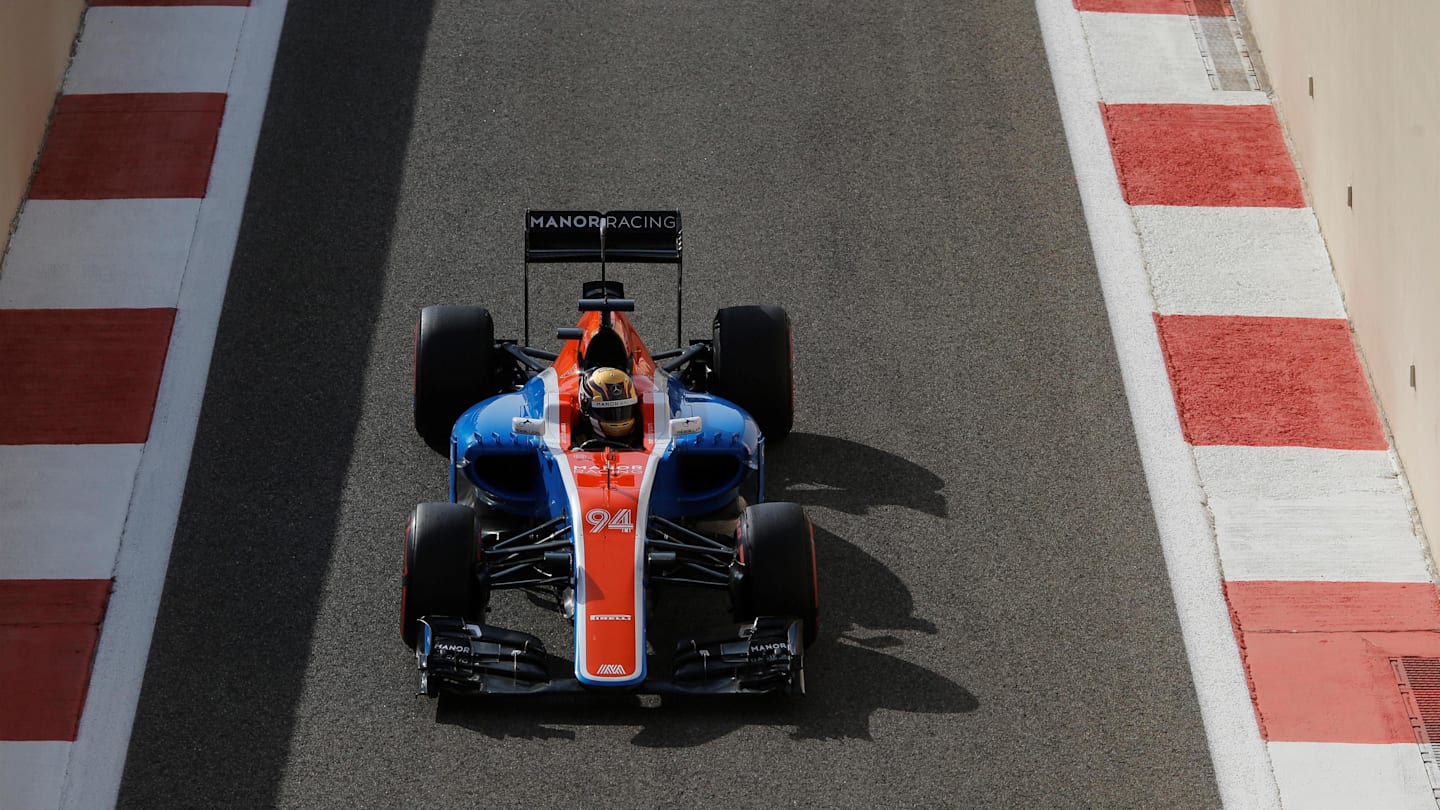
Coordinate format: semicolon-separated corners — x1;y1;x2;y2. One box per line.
119;3;1221;807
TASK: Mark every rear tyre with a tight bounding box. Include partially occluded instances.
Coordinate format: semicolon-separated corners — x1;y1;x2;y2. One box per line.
414;305;496;456
730;501;819;647
711;305;794;441
401;502;481;649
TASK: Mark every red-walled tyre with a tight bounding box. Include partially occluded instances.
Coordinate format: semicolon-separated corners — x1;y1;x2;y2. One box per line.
401;502;481;649
730;501;818;647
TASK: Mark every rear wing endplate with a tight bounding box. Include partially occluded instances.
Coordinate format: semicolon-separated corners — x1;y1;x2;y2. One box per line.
522;209;685;345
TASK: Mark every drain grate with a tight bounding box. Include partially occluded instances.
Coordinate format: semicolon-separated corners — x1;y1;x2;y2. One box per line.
1390;657;1440;804
1184;0;1259;92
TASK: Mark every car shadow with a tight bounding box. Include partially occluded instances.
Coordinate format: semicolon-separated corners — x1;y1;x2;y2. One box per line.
769;433;943;637
764;432;948;519
812;524;937;638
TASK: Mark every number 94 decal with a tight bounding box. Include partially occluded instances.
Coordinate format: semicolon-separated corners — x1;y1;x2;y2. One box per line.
585;508;635;534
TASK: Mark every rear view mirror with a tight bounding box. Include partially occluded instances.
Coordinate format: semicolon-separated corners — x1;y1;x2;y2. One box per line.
512;416;545;436
670;416;702;436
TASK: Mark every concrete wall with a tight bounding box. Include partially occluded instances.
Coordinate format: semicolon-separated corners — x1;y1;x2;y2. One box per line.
1241;0;1440;555
1;0;85;242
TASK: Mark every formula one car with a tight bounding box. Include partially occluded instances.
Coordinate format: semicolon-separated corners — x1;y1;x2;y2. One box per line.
402;210;818;697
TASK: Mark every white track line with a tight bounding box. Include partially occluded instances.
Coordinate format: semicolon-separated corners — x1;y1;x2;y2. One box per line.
59;2;289;808
1035;1;1282;806
0;445;143;580
1081;11;1268;105
1193;445;1401;500
0;741;71;810
64;6;247;95
1212;491;1429;582
1193;445;1431;582
1268;742;1439;810
1131;206;1344;318
2;200;201;309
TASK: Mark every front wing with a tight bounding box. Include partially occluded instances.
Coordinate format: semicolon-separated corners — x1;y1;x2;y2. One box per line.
417;615;804;697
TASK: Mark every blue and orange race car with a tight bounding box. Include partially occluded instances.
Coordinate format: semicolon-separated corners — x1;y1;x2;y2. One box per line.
401;210;818;697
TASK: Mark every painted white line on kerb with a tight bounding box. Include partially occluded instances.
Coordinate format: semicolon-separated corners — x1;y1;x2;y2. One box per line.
64;6;247;95
1213;491;1429;582
1193;445;1401;500
1268;742;1438;810
1131;206;1345;318
1194;445;1431;582
59;1;290;807
1081;11;1268;106
0;741;71;810
1;200;201;309
0;445;143;580
1034;1;1282;807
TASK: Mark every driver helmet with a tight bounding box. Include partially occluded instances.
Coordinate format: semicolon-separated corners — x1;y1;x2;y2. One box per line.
583;367;638;439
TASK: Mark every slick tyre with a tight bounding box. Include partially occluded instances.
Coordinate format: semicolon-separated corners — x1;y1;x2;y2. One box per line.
711;305;794;442
401;502;480;649
731;501;819;647
414;305;496;456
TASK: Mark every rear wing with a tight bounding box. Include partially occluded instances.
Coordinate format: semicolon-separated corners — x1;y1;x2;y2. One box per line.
522;209;685;345
525;210;682;263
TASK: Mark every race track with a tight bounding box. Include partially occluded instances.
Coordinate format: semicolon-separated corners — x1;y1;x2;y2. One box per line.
119;2;1220;807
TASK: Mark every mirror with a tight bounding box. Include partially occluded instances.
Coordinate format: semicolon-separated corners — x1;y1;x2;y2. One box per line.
512;416;546;436
669;416;702;436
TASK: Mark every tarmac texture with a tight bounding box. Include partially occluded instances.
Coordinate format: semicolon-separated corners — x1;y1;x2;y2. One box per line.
117;3;1220;807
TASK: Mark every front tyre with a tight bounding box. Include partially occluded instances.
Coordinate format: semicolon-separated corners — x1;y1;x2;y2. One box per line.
413;305;496;456
401;502;482;649
730;501;819;647
711;305;794;441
